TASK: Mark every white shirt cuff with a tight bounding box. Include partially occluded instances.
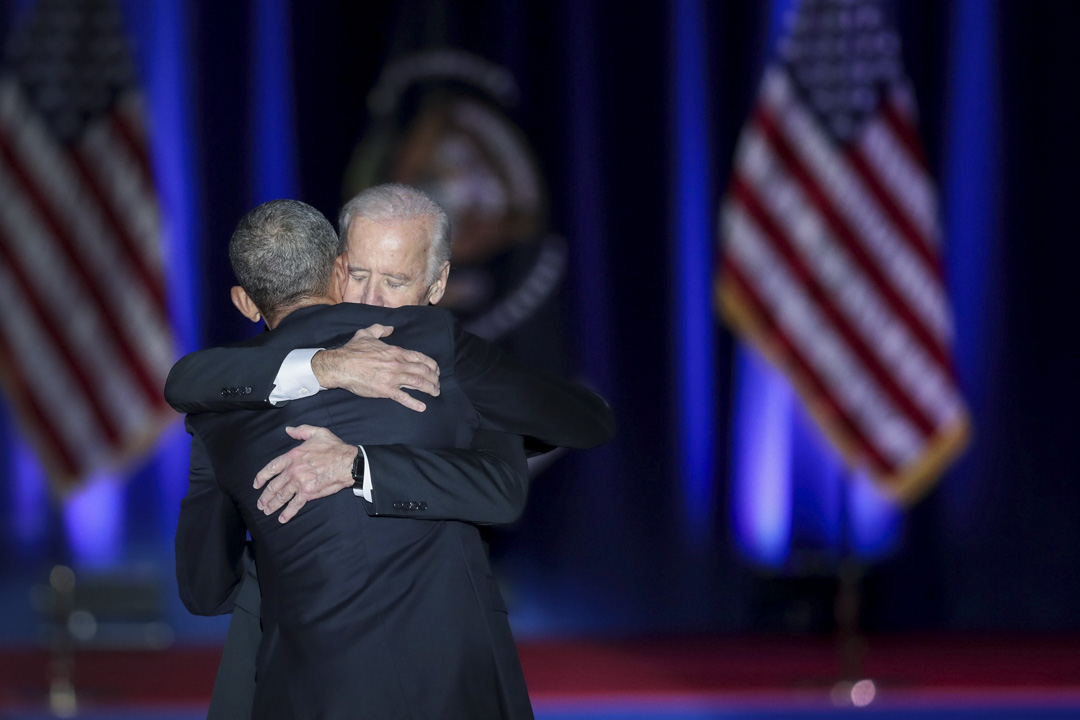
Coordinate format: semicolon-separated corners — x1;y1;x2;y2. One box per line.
269;348;324;406
351;445;373;502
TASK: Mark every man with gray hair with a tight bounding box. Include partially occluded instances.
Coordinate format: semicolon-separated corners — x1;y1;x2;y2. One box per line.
336;181;453;307
226;198;345;326
170;183;593;520
171;192;613;718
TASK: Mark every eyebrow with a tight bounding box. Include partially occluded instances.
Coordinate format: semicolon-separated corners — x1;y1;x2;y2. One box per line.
347;265;413;282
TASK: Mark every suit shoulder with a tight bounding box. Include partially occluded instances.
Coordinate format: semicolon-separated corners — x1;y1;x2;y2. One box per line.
268;304;458;359
387;304;455;327
372;305;459;342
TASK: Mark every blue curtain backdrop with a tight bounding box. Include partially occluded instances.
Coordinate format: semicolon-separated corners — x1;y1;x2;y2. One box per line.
0;0;1077;641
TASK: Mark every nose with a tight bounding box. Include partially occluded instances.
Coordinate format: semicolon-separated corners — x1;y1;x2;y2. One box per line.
362;286;387;307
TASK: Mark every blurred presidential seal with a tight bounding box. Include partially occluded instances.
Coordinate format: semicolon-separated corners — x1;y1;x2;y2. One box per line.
343;49;568;351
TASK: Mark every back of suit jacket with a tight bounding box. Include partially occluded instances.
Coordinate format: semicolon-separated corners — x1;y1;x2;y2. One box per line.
183;303;532;720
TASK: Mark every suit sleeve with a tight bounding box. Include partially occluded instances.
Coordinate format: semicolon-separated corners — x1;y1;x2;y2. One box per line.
453;323;616;453
165;346;290;414
363;429;529;525
174;422;248;616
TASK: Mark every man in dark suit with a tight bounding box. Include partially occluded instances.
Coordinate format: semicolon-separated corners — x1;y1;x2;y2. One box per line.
175;196;612;719
168;183;609;520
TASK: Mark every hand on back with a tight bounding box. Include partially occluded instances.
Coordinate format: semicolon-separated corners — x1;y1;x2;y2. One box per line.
254;425;355;523
312;324;440;412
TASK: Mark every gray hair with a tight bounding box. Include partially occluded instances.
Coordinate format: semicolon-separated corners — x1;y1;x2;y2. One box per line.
229;199;343;321
338;183;451;284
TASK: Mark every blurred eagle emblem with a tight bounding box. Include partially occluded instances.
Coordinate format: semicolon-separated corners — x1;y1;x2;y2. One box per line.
343;49;567;344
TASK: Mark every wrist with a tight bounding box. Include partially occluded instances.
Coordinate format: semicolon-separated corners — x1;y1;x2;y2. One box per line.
351;446;366;490
310;348;338;390
333;441;355;486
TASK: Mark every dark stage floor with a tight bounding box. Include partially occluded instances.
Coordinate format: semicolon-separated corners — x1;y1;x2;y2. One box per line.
2;634;1078;719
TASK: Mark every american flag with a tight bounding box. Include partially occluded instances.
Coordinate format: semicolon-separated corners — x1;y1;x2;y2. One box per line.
716;0;969;502
0;0;175;493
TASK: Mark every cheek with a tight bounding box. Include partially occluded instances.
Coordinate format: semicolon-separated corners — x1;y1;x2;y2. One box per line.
411;284;435;306
342;282;365;303
381;287;426;309
383;295;413;309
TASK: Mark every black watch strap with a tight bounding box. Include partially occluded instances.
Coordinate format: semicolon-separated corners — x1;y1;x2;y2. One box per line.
351;446;365;490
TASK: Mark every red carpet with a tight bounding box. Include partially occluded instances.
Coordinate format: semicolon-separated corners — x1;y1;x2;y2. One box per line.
520;635;1080;698
1;635;1078;707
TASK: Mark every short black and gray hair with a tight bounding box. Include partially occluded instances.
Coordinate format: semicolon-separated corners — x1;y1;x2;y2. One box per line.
229;199;343;321
338;183;451;284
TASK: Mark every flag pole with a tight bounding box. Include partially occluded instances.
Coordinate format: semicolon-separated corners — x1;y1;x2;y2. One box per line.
832;469;873;705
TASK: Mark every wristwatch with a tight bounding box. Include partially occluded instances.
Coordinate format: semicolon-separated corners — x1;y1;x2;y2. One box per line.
351;446;366;490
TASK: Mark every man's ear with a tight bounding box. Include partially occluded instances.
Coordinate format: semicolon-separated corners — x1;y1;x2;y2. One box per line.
230;286;263;324
332;253;349;301
425;262;451;305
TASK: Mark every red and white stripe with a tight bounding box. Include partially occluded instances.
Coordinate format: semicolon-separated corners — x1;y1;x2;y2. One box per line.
0;76;174;490
718;65;968;498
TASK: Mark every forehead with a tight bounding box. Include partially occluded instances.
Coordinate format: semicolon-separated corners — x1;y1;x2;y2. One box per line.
346;216;432;261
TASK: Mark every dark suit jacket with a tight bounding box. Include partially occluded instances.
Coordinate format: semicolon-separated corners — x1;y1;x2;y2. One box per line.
166;305;613;521
165;306;613;451
174;303;614;720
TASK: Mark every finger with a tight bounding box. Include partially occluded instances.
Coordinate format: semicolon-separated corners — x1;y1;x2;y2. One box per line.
406;358;441;382
254;456;289;489
401;349;439;375
260;479;295;514
423;355;439;376
288;425;336;446
263;488;290;515
285;425;318;441
364;323;393;339
256;478;278;511
305;425;333;440
395;361;439;385
278;494;306;523
350;325;378;340
258;462;293;496
390;389;426;413
394;361;440;392
397;373;440;398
